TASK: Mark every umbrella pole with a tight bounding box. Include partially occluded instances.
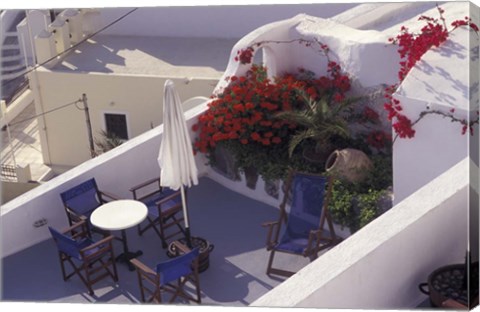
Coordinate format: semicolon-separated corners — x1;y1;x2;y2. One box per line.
180;186;192;248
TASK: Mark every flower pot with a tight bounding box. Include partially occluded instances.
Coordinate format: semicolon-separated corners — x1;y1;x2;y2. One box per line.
212;145;241;181
325;148;372;183
302;145;335;167
244;166;259;189
265;179;280;199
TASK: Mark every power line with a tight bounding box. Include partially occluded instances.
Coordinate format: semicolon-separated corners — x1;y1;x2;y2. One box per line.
4;93;97;162
2;7;139;88
7;98;83;126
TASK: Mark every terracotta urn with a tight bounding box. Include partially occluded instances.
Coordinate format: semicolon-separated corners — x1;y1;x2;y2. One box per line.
325;148;373;183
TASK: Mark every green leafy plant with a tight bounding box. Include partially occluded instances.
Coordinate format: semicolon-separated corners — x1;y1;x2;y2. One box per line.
94;130;124;154
329;151;393;233
193;41;392;214
276;91;361;164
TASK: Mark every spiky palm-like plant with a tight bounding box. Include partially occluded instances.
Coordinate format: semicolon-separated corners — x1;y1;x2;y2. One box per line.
94;130;124;154
276;91;359;162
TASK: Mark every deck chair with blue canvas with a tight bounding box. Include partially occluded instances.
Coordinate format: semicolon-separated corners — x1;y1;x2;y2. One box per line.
48;220;119;295
130;177;186;248
60;178;119;230
130;241;201;303
262;171;342;277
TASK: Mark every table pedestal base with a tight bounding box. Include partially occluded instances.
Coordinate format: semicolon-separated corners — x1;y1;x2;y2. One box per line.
116;250;143;271
90;200;148;272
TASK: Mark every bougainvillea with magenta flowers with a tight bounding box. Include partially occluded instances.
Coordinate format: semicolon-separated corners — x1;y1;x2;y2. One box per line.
386;5;479;140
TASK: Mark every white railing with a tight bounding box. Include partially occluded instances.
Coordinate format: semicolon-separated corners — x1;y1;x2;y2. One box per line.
252;157;474;309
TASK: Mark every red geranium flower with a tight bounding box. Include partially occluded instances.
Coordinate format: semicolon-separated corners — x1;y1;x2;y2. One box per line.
272;137;282;144
251;132;261;141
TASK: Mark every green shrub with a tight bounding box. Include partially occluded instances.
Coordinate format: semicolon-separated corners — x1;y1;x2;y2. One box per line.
329;152;392;233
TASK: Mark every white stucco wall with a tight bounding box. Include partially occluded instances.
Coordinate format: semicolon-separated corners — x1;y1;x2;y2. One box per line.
213;13;401;143
392;94;474;204
392;3;479;204
29;69;217;169
220;13;401;85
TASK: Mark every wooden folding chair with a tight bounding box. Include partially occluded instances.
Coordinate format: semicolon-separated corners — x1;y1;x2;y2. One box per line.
48;221;119;295
262;171;342;277
60;178;118;230
130;241;201;303
130;177;186;248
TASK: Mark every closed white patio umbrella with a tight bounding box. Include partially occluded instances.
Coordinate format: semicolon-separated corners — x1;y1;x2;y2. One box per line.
158;79;198;247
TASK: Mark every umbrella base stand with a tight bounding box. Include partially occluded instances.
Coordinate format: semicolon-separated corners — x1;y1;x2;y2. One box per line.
166;236;214;273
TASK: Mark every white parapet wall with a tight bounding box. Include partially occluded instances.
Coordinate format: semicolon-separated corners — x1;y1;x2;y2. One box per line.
0;103;209;258
252;157;471;309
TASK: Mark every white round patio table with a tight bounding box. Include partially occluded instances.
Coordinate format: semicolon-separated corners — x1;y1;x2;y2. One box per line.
91;199;148;271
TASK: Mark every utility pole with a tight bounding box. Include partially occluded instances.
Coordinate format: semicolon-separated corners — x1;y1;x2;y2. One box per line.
82;93;96;158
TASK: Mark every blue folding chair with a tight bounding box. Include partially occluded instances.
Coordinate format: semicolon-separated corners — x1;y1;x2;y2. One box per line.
130;177;186;248
60;178;118;228
130;241;201;303
48;221;119;295
262;171;342;277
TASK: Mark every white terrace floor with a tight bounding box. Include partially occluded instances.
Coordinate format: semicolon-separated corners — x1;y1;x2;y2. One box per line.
1;177;315;306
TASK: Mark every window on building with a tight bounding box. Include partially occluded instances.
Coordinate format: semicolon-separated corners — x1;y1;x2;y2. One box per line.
104;113;128;140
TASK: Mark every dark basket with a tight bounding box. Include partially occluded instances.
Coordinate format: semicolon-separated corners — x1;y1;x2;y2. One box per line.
419;262;479;308
166;236;214;273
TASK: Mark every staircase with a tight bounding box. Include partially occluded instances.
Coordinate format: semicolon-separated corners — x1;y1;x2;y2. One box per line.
1;10;27;103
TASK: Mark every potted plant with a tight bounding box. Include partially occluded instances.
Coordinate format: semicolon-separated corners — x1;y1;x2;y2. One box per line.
192;46;389;189
276;90;358;167
192;65;322;184
94;130;124;154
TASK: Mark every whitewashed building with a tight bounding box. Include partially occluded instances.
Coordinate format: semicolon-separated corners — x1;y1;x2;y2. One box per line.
0;2;478;310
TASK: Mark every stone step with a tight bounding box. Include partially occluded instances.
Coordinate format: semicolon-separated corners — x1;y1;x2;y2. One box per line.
3;35;19;46
2;66;26;76
1;76;28;102
2;59;22;68
2;49;20;58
